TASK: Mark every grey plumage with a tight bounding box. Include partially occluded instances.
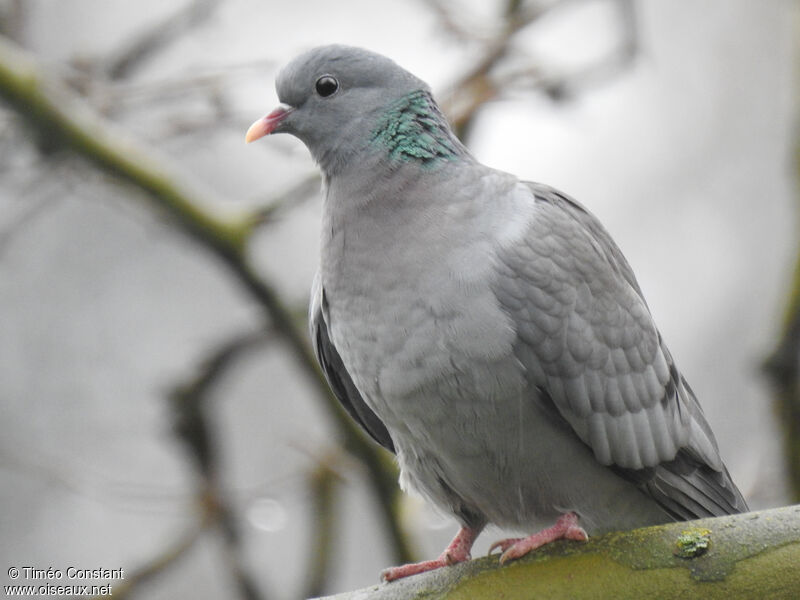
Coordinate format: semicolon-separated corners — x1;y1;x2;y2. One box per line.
249;44;747;575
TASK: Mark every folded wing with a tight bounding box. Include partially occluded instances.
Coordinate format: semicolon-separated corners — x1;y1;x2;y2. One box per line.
491;183;747;517
309;273;395;453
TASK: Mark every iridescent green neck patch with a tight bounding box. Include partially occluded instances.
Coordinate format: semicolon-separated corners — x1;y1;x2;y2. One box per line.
371;90;464;167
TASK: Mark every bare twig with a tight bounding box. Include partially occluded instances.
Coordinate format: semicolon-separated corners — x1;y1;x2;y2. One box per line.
105;0;223;80
761;3;800;502
169;330;275;599
437;0;564;139
764;315;800;501
763;147;800;501
213;490;269;600
434;0;637;141
303;455;343;599
527;0;637;101
421;0;489;43
92;513;209;600
0;0;26;44
170;330;271;478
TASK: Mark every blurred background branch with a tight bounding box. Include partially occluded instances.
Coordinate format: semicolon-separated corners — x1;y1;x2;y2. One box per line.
435;0;637;140
302;454;343;600
763;17;800;500
104;0;223;81
98;516;209;600
764;269;800;502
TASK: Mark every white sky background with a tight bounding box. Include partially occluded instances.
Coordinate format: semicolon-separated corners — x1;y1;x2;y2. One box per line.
0;0;796;597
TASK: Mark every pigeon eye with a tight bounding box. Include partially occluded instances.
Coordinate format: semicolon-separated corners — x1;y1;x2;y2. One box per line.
315;75;339;97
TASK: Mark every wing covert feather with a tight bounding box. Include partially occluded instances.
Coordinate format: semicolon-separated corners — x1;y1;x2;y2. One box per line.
492;183;747;516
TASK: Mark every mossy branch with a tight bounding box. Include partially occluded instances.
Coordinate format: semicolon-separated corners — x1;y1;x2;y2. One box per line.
313;505;800;600
0;34;413;564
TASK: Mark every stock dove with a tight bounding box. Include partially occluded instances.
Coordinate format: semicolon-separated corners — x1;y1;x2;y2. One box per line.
246;45;748;581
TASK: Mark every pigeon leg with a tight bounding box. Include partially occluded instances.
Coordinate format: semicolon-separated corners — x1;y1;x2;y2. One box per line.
381;525;480;582
488;512;588;564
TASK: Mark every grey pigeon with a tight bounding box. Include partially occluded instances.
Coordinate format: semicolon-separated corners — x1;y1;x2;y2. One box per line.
246;45;748;581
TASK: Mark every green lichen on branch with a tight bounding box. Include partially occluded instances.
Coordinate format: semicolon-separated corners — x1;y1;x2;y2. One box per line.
674;527;711;559
313;505;800;600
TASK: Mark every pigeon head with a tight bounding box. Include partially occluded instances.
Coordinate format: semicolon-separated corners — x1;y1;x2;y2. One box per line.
246;45;468;176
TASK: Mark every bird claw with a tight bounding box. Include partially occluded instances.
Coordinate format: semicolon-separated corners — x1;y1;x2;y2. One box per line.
488;513;588;564
380;525;478;582
488;537;522;556
380;552;462;582
381;558;443;582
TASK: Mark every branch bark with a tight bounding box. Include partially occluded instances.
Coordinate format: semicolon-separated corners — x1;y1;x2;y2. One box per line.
312;505;800;600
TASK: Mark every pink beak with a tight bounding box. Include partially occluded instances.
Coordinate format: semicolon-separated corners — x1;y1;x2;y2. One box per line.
245;104;294;143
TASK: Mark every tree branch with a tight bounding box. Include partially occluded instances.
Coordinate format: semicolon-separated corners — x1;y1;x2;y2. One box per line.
303;455;343;599
104;0;223;80
764;303;800;501
312;505;800;600
92;515;208;600
167;329;274;599
763;21;800;500
433;0;637;141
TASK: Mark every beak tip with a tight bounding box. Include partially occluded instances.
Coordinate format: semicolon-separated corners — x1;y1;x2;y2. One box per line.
245;119;267;144
245;105;293;145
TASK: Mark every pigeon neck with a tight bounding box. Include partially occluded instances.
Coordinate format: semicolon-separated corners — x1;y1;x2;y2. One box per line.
369;90;470;169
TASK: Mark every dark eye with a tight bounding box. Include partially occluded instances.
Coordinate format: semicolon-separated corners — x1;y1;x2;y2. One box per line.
315;75;339;97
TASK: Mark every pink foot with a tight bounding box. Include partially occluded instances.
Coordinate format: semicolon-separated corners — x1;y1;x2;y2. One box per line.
488;512;588;564
381;526;480;582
